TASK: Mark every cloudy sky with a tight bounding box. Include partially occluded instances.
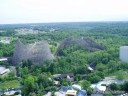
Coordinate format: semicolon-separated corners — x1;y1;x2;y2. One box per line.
0;0;128;24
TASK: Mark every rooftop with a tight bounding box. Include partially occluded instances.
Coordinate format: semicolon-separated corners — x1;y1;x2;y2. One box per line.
120;46;128;50
0;58;8;62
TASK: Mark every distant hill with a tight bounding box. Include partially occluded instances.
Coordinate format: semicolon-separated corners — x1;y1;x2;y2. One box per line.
56;37;104;56
12;40;53;65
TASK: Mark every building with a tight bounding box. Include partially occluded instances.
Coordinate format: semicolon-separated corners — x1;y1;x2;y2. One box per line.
86;64;94;73
91;82;106;92
60;86;73;92
53;73;74;82
88;66;94;72
72;84;82;90
0;68;10;75
0;58;8;62
76;90;87;96
91;76;125;92
55;85;87;96
120;46;128;62
80;74;87;79
0;40;10;44
66;90;77;96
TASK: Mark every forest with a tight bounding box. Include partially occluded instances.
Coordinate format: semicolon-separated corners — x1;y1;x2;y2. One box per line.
0;22;128;96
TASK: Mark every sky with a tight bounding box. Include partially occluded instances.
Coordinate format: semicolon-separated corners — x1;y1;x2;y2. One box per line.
0;0;128;24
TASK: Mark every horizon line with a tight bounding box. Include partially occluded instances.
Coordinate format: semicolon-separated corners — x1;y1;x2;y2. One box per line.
0;21;128;25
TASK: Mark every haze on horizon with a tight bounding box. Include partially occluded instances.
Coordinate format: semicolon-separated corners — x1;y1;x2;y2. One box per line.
0;0;128;24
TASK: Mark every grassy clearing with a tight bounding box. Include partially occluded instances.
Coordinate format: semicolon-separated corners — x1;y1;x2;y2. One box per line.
0;80;19;90
108;70;128;81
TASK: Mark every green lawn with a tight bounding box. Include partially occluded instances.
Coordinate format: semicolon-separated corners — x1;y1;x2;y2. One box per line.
108;70;128;81
0;80;19;90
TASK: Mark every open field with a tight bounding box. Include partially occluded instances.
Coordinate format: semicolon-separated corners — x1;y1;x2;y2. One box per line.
0;80;19;90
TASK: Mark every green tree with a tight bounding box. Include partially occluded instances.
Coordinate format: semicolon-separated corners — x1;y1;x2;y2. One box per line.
0;50;3;57
21;66;28;77
95;71;105;79
121;81;128;91
87;73;101;83
87;87;93;95
60;78;71;86
74;66;88;74
103;93;113;96
96;63;106;72
80;80;91;90
28;92;36;96
74;74;81;82
116;70;124;80
108;60;117;72
8;71;15;80
109;83;120;90
37;73;53;88
51;91;55;96
22;75;35;95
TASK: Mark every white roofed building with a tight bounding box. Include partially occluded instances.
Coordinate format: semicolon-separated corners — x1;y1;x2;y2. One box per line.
0;69;10;75
72;84;82;90
0;58;8;62
91;82;106;92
